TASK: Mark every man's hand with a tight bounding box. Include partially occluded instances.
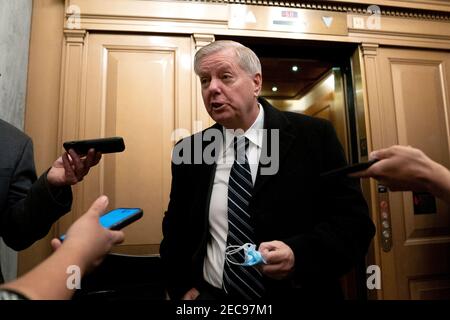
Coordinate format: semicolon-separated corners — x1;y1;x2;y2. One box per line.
258;240;295;280
47;149;102;187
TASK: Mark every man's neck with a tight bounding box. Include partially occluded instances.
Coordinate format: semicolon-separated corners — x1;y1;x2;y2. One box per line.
227;104;261;132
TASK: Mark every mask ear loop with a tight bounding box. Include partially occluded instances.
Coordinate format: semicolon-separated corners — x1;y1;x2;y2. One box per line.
225;244;252;265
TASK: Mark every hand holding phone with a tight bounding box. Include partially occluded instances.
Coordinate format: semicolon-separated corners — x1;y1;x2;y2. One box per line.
59;207;143;241
63;137;125;156
320;159;379;179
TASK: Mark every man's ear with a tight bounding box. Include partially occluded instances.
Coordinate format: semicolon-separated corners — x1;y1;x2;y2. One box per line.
253;73;262;97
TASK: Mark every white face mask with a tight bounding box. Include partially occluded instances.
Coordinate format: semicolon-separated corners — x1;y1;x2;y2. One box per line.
225;243;267;267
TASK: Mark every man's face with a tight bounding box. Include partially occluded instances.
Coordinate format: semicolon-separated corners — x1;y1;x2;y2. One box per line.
197;48;262;130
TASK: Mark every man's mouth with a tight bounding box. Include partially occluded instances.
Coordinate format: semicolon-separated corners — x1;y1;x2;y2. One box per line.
211;102;225;110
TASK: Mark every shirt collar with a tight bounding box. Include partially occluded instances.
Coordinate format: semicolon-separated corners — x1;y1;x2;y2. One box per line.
224;103;264;151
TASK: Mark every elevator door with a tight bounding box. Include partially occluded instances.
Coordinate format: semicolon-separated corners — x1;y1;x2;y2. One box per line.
365;47;450;299
57;34;193;255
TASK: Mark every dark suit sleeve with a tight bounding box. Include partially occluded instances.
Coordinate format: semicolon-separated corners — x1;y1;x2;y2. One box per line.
283;121;375;285
0;138;72;250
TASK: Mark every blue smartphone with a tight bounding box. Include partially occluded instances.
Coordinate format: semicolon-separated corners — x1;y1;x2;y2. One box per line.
59;208;143;241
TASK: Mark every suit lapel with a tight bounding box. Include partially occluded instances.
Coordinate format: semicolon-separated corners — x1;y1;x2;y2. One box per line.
192;125;220;261
253;98;295;197
200;124;222;229
202;162;217;227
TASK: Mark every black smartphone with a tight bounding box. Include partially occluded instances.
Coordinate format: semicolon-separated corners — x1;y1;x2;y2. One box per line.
63;137;125;156
59;207;143;241
320;159;379;179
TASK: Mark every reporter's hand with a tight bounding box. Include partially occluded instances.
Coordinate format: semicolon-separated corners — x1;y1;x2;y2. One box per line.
47;148;102;187
350;145;435;192
51;195;124;272
182;287;200;300
258;240;295;280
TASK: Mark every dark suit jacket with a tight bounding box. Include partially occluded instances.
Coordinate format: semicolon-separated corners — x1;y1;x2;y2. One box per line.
0;119;72;282
160;98;375;300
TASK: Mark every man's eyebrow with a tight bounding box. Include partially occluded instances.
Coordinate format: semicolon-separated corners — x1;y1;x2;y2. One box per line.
197;71;210;77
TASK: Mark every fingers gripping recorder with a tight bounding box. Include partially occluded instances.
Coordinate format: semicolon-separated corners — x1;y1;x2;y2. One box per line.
225;243;267;267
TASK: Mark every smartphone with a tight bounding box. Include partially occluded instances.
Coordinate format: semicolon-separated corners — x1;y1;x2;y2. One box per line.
63;137;125;156
59;208;143;241
320;159;379;179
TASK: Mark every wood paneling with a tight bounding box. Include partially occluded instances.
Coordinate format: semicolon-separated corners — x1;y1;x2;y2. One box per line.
364;46;450;299
57;34;193;254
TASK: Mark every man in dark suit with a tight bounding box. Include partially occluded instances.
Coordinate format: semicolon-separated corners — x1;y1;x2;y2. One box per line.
160;40;375;300
0;118;101;283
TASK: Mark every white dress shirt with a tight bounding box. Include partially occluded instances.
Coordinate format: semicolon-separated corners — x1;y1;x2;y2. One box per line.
203;104;265;289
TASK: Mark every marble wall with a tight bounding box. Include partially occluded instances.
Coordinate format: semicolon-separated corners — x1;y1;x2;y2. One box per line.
0;0;33;282
0;0;32;129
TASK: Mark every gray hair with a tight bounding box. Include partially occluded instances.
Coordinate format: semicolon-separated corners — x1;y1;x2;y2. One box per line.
194;40;262;76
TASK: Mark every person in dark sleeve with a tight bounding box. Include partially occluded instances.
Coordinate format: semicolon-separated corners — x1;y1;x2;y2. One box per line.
0;118;101;283
0;195;124;300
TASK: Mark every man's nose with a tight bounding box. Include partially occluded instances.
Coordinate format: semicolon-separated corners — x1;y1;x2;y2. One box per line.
207;78;222;93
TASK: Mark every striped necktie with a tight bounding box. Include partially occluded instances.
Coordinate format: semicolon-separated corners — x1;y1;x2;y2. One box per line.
222;136;265;299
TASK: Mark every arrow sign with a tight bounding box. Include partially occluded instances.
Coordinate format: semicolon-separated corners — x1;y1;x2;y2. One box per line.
322;16;333;28
246;11;256;23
